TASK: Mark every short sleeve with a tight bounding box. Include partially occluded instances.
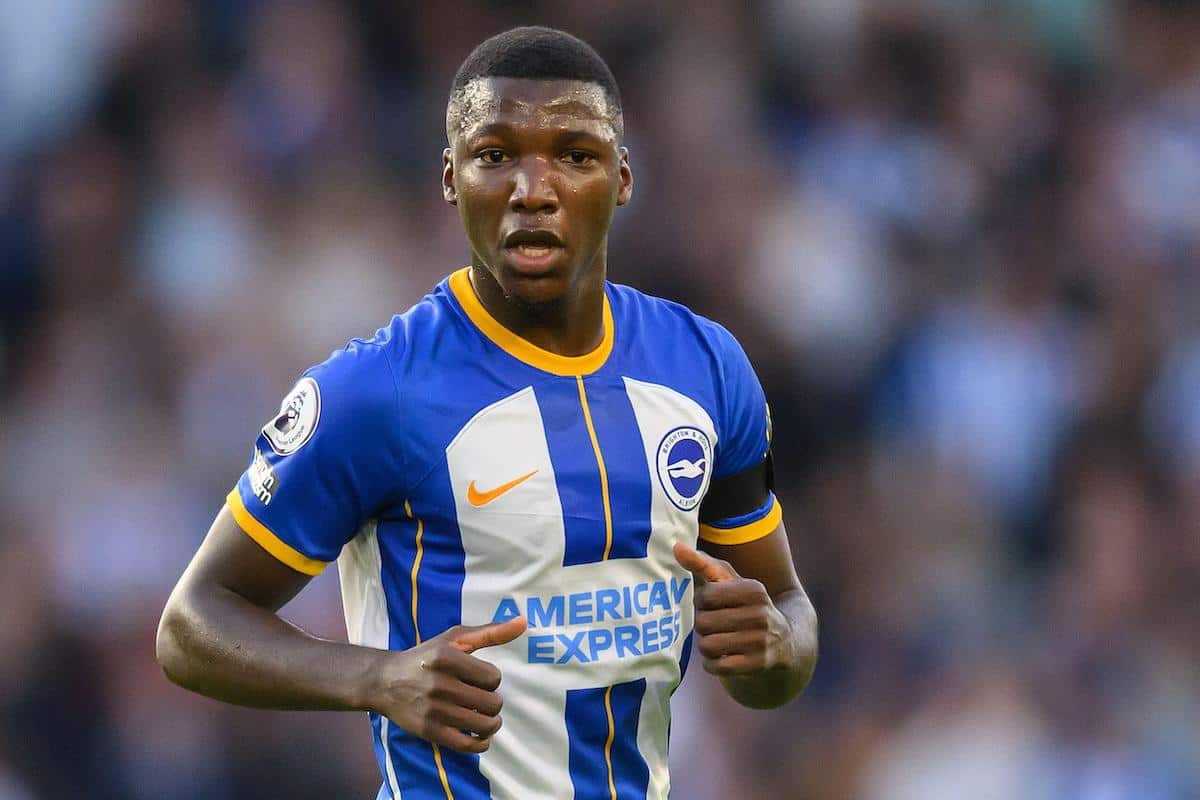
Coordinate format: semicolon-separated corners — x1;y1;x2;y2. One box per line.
698;325;781;546
228;339;404;574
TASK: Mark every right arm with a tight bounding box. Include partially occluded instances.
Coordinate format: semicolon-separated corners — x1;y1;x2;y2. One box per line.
156;506;525;752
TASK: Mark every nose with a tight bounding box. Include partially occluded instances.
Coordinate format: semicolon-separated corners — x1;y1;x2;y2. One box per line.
509;157;559;214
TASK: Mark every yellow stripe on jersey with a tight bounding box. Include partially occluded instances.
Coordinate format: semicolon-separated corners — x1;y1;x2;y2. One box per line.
603;686;618;800
698;495;783;546
226;489;328;575
576;376;615;560
405;500;456;800
406;500;426;646
449;267;614;377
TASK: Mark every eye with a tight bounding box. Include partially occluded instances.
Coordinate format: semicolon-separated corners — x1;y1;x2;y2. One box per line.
476;149;509;164
563;150;596;166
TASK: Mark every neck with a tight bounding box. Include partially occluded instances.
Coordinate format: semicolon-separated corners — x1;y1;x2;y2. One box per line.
468;257;608;357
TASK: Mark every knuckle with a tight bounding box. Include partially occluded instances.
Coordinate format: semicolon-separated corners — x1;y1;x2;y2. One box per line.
428;646;452;670
426;674;446;697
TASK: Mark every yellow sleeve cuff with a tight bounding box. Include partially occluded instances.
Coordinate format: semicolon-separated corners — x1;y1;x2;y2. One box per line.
698;496;783;546
226;489;329;576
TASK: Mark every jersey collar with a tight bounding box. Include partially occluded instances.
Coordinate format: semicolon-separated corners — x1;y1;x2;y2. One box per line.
448;267;614;377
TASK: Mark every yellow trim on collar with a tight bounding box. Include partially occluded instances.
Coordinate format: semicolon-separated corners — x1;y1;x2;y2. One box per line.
698;496;783;546
448;267;614;376
226;489;328;576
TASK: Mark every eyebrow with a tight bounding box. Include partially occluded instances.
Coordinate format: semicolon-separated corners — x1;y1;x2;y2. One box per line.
465;122;612;143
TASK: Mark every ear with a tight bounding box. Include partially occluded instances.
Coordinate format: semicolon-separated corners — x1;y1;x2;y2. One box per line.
616;146;633;206
442;148;457;206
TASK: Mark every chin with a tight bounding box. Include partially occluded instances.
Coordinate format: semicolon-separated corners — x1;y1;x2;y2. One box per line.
502;278;570;315
496;262;573;309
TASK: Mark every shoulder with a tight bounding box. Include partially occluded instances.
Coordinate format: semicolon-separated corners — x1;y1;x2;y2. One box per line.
313;276;465;387
607;281;747;364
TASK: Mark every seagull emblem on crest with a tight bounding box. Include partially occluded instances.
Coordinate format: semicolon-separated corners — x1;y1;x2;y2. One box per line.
666;458;706;479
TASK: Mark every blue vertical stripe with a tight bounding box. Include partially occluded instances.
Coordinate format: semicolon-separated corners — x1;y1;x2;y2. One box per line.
386;724;462;799
376;515;454;798
376;472;492;799
582;378;653;561
565;679;651;800
379;516;419;651
608;679;652;799
565;686;612;799
535;381;608;566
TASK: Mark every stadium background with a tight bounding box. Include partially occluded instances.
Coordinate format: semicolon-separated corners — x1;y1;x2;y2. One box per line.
2;0;1199;797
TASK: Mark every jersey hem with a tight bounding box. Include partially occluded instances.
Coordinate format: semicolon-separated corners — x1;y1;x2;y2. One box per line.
226;488;329;575
698;495;782;545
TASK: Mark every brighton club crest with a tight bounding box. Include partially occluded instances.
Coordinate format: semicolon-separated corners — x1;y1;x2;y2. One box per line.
656;426;713;511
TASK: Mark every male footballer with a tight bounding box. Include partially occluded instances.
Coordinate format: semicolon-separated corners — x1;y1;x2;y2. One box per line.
158;25;818;799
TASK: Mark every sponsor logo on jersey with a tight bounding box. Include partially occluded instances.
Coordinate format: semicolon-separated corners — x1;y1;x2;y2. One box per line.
262;377;321;456
656;426;712;511
249;447;278;505
491;577;692;665
467;469;539;507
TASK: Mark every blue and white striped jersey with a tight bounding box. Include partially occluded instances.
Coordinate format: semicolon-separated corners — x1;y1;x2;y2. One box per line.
229;268;780;800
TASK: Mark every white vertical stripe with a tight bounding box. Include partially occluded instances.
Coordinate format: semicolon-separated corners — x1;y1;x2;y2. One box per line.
624;377;718;799
446;387;572;800
338;521;403;799
636;679;673;799
379;717;403;799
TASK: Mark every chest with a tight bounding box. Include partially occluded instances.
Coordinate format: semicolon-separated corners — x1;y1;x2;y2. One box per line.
410;374;718;579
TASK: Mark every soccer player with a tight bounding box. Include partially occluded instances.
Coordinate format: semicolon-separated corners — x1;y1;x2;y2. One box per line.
157;26;818;800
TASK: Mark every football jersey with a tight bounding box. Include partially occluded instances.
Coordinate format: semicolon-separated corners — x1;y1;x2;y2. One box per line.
229;267;780;800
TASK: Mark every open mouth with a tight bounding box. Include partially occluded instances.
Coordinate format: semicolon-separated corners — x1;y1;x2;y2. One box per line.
512;243;557;258
503;230;565;272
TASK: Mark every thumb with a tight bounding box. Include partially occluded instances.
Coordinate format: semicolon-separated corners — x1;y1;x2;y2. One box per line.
451;616;528;654
673;542;737;583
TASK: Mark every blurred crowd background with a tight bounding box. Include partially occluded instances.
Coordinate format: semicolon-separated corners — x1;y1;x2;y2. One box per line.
2;0;1199;798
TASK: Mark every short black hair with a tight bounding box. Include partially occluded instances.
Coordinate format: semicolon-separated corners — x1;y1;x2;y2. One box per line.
447;26;623;138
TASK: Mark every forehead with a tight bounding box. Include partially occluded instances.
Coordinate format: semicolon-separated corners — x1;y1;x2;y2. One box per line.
453;77;619;141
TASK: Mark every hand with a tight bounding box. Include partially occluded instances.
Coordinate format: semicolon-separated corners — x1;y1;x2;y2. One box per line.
673;543;795;677
367;616;527;754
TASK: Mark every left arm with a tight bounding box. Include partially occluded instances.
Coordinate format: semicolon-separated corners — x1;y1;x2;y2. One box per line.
675;522;818;709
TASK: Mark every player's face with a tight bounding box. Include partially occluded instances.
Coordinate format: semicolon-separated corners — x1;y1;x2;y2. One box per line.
444;78;632;307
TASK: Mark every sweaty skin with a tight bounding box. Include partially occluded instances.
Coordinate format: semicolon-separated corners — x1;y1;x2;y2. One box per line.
447;78;623;144
156;76;817;765
442;78;631;356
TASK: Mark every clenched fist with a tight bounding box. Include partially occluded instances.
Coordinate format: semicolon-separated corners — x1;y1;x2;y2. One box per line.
673;543;798;677
366;616;527;754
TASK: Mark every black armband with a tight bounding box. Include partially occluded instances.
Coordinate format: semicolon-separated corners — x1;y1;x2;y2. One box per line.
698;451;775;525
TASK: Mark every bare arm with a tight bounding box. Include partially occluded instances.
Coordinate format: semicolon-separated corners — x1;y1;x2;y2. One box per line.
156;505;376;710
676;522;818;709
156;504;526;751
